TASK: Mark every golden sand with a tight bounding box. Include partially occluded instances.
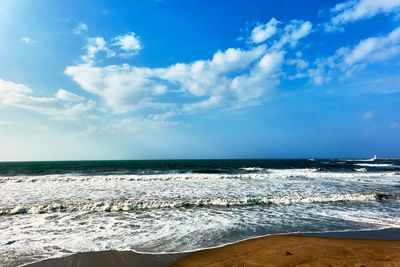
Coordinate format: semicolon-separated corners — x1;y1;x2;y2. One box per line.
171;235;400;267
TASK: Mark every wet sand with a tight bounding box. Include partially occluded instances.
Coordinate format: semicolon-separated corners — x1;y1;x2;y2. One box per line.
23;250;188;267
24;228;400;267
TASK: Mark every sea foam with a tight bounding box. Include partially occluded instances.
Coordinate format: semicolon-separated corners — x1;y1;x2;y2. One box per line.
1;192;396;216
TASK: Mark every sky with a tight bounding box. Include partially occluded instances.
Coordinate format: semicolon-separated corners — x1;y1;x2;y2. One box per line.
0;0;400;161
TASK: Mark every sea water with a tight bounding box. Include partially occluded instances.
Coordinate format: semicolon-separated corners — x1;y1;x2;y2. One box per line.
1;159;400;266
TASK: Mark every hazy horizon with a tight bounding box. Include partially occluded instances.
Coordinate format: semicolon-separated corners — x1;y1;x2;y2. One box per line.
0;156;386;163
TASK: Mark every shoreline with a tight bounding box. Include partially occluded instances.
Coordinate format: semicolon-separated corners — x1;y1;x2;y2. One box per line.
22;228;400;267
172;231;400;267
298;227;400;240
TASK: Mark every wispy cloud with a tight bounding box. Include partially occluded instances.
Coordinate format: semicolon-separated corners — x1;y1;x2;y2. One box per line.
285;52;309;80
81;33;142;62
20;37;35;44
79;117;186;137
343;27;400;65
324;0;400;32
308;26;400;84
250;18;280;43
55;89;85;102
73;22;88;35
81;37;115;62
0;79;95;121
361;75;400;94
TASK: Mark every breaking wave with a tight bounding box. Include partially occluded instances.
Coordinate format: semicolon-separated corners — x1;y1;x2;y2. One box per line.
2;193;398;216
355;163;399;167
1;169;399;184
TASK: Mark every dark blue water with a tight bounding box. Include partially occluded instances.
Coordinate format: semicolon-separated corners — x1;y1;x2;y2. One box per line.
1;158;399;176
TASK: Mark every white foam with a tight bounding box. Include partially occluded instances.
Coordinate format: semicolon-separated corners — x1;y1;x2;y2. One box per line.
354;168;367;172
321;209;400;228
239;167;265;171
355;163;399;167
344;158;376;162
1;200;397;267
0;169;398;184
1;168;400;266
0;193;389;216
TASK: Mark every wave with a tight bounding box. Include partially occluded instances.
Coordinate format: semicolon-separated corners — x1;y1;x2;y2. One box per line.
239;167;266;171
354;163;399;167
1;193;398;216
1;170;399;184
354;168;367;172
191;169;225;174
344;158;376;162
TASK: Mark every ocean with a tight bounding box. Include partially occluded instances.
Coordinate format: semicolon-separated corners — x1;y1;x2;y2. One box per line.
1;159;400;266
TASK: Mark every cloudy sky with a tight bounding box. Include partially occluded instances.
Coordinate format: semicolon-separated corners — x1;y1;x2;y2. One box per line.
1;0;400;161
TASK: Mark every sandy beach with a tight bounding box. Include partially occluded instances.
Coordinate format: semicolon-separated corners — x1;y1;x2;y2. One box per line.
172;235;400;266
24;229;400;267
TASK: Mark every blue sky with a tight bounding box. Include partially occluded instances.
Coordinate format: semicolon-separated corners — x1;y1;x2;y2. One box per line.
0;0;400;160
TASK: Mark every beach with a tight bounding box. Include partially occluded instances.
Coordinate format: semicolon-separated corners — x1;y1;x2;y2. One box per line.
3;0;400;265
172;234;400;267
22;228;400;266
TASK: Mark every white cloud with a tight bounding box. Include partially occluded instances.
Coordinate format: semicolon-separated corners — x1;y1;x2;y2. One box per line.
73;22;88;35
330;0;358;13
66;44;283;116
344;26;400;65
258;52;285;73
250;18;279;43
81;33;142;62
273;20;312;49
286;53;309;80
82;37;115;62
65;63;168;113
308;26;400;84
55;89;85;102
361;75;400;94
307;61;333;85
21;37;34;44
157;45;267;97
0;79;95;121
112;32;141;56
287;58;309;70
173;47;283;113
65;20;314;118
325;0;400;32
